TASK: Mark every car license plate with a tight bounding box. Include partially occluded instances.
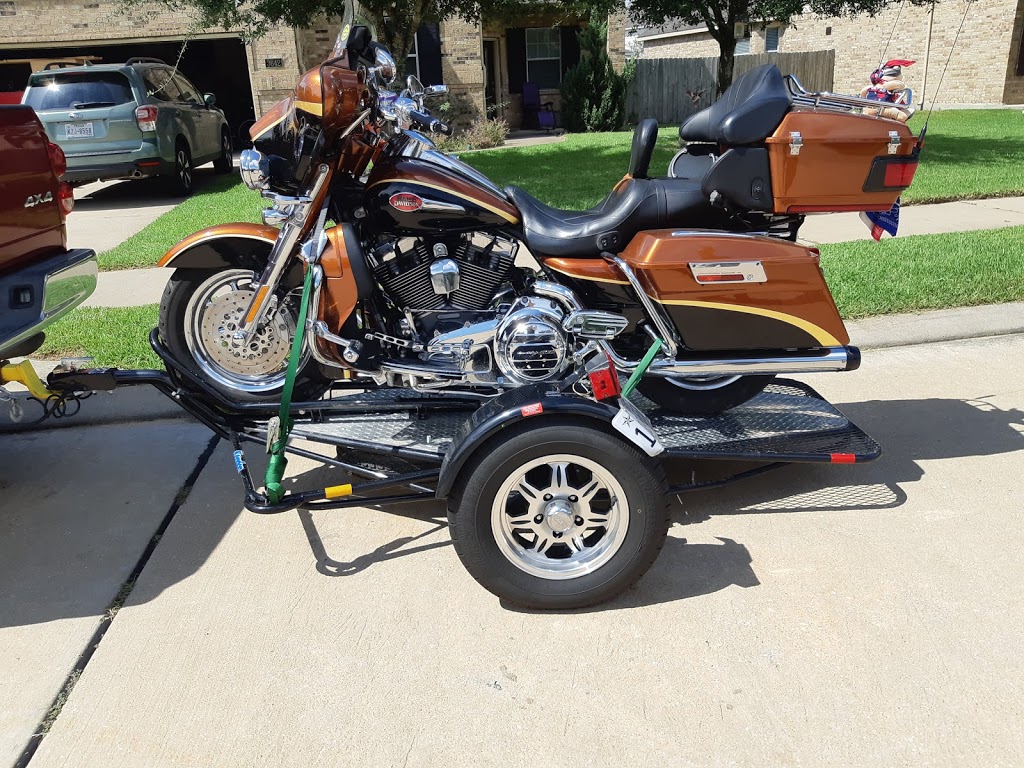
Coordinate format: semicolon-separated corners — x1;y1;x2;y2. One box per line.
612;397;664;457
65;122;94;139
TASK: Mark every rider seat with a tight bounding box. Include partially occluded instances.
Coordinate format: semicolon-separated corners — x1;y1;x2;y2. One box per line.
507;119;715;258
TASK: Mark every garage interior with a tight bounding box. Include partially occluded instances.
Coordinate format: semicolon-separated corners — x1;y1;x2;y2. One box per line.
0;36;255;138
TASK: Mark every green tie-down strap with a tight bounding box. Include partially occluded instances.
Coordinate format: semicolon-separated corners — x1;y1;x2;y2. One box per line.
264;266;315;504
621;338;663;398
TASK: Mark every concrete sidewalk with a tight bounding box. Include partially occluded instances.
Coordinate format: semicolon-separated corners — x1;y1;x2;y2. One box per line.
14;332;1024;768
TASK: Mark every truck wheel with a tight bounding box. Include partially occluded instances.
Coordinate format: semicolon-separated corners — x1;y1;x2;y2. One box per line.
637;374;775;415
448;421;669;610
168;140;193;196
213;130;233;174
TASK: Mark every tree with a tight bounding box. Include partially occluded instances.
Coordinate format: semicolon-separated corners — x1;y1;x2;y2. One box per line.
122;0;553;67
561;23;632;132
592;0;932;96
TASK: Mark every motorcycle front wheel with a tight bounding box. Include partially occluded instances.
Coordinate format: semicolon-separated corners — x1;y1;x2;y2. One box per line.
159;268;330;404
636;374;775;415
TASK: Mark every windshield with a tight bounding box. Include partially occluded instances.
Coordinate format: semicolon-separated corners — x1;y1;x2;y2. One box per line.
330;0;378;60
25;71;135;111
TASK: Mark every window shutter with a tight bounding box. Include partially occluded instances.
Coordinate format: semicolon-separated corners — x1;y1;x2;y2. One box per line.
560;25;581;76
417;23;443;85
507;28;526;94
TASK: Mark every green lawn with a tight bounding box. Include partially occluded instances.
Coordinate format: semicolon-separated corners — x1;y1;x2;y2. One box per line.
40;224;1024;368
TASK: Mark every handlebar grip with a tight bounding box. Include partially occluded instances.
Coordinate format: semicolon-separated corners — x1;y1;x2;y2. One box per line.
409;109;453;136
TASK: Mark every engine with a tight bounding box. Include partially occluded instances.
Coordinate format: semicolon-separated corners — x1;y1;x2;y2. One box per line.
372;233;517;332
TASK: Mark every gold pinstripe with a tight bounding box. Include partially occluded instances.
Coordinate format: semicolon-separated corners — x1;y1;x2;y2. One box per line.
655;299;843;347
294;99;324;117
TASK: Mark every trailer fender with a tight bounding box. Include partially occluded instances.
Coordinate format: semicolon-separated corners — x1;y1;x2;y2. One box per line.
157;223;279;270
436;385;620;498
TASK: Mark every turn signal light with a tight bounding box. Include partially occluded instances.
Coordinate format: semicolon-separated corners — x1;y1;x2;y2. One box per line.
46;142;67;178
57;182;74;218
864;156;919;192
135;105;159;132
884;160;919;188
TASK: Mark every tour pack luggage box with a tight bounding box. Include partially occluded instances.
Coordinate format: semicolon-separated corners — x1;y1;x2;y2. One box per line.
765;110;919;214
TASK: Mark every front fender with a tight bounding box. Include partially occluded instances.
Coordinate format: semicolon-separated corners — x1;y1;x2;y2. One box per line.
157;223;279;270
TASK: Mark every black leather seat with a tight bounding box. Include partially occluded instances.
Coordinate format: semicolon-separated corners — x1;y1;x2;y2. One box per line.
679;64;792;145
508;119;713;258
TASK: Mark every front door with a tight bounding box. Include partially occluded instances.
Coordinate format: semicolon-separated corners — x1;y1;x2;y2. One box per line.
483;39;497;114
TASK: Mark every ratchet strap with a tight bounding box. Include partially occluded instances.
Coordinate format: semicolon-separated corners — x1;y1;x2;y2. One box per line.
264;264;315;504
621;338;663;398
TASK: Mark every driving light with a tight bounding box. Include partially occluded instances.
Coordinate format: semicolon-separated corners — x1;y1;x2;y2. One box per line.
239;149;270;190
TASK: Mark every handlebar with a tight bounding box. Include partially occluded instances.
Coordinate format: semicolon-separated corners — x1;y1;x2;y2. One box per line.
408;109;453;136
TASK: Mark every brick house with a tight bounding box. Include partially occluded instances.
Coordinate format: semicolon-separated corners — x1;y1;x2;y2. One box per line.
0;1;627;135
633;0;1024;106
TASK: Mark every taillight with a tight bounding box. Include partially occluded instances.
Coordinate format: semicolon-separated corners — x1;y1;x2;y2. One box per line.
587;354;622;401
864;156;919;192
47;142;66;178
57;182;74;218
135;105;158;132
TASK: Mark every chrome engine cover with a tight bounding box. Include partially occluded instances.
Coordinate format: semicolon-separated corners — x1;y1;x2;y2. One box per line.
494;297;569;385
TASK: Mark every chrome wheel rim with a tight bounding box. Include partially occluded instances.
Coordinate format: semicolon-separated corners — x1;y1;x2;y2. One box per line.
183;269;307;394
177;149;191;188
666;375;741;391
491;454;629;580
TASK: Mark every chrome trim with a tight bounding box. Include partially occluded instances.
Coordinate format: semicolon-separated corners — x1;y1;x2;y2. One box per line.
602;344;852;376
689;261;767;284
339;108;371;140
787;74;916;120
562;310;629;340
419;198;467;214
239;148;270;190
608;257;680;358
531;281;584;311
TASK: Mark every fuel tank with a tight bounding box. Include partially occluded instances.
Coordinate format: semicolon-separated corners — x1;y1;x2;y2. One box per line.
365;154;520;235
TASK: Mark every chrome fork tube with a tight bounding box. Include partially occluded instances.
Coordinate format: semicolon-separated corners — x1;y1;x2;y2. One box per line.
233;164;331;342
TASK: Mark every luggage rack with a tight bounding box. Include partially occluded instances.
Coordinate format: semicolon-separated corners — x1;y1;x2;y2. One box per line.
786;75;915;121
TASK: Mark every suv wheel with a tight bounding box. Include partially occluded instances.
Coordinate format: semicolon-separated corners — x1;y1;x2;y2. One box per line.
169;141;193;196
213;130;232;174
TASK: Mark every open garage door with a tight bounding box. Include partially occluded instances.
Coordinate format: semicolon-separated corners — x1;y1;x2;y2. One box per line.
0;37;255;138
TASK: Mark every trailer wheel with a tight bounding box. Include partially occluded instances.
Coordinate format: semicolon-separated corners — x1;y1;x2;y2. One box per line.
448;421;669;610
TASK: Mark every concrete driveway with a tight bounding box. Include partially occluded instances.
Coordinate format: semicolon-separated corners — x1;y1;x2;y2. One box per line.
2;332;1022;767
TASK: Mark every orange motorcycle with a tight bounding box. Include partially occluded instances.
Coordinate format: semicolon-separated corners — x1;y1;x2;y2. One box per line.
157;6;921;414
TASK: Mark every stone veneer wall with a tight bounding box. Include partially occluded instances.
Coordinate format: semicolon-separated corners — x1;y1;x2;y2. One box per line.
0;0;305;117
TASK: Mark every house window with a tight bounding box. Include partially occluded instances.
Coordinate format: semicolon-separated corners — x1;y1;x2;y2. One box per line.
525;27;562;88
735;24;751;56
766;26;780;53
407;33;419;79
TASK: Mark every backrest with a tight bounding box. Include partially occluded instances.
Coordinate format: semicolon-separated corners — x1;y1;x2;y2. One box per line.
628;119;658;178
679;64;792;146
522;82;540;109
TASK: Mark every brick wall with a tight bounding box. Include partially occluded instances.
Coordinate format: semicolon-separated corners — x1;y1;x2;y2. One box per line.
606;8;628;71
0;0;304;116
440;17;485;119
637;0;1024;106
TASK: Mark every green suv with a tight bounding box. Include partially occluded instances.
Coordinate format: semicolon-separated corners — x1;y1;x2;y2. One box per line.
23;58;233;195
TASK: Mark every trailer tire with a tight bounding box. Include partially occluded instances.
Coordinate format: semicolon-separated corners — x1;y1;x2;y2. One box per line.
448;420;669;610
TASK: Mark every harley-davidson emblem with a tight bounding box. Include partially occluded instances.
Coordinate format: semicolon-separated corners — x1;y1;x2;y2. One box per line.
389;192;423;212
24;191;54;208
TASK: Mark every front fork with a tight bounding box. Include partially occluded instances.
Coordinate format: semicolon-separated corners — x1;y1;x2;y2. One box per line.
233;164;332;344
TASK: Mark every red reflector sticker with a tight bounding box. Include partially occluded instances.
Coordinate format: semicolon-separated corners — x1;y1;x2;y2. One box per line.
830;453;857;464
389;192;423;212
588;367;622;400
521;403;543;417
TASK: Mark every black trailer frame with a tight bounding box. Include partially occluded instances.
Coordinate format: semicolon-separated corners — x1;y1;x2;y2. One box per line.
45;330;882;518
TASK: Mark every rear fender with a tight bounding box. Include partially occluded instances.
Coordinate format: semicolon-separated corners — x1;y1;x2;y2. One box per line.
157;223;279;270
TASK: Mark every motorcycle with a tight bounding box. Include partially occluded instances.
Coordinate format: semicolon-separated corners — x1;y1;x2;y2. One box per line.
156;5;922;415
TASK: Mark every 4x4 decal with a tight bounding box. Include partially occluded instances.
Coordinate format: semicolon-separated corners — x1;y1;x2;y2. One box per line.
24;192;54;208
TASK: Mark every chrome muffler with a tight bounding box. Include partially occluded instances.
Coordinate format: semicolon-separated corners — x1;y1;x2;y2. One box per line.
605;345;860;377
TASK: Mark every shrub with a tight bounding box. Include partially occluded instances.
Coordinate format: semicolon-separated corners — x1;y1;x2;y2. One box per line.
560;23;632;133
436;116;509;152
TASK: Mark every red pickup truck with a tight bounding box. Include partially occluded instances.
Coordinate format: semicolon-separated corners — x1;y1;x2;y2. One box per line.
0;104;96;364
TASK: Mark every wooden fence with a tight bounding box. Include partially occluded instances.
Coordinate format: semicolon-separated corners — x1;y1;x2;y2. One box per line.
626;50;836;125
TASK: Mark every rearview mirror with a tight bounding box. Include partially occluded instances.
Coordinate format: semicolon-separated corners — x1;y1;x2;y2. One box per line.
203;93;216;107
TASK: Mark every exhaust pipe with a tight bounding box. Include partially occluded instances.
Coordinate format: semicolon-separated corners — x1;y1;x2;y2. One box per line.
606;345;861;377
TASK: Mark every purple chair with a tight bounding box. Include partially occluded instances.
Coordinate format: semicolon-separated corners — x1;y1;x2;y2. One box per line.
522;82;556;131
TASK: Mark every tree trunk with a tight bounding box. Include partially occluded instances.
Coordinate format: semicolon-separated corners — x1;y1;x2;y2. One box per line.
717;34;736;96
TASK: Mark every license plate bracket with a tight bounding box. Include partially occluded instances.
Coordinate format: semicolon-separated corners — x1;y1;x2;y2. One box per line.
65;122;95;139
612;397;665;457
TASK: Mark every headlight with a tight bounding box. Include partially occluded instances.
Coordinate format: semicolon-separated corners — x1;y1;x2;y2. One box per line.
239;149;270;190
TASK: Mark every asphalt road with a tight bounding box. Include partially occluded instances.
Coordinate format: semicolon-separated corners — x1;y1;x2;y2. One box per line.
3;333;1023;767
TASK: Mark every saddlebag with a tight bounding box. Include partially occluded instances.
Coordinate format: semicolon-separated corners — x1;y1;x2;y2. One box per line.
621;229;849;352
765;110;918;214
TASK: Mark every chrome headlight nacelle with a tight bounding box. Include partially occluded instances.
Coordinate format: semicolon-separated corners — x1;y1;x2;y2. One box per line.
239;149;270;191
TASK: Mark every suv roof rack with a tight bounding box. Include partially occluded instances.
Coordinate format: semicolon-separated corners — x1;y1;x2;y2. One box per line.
125;57;166;66
43;61;93;70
